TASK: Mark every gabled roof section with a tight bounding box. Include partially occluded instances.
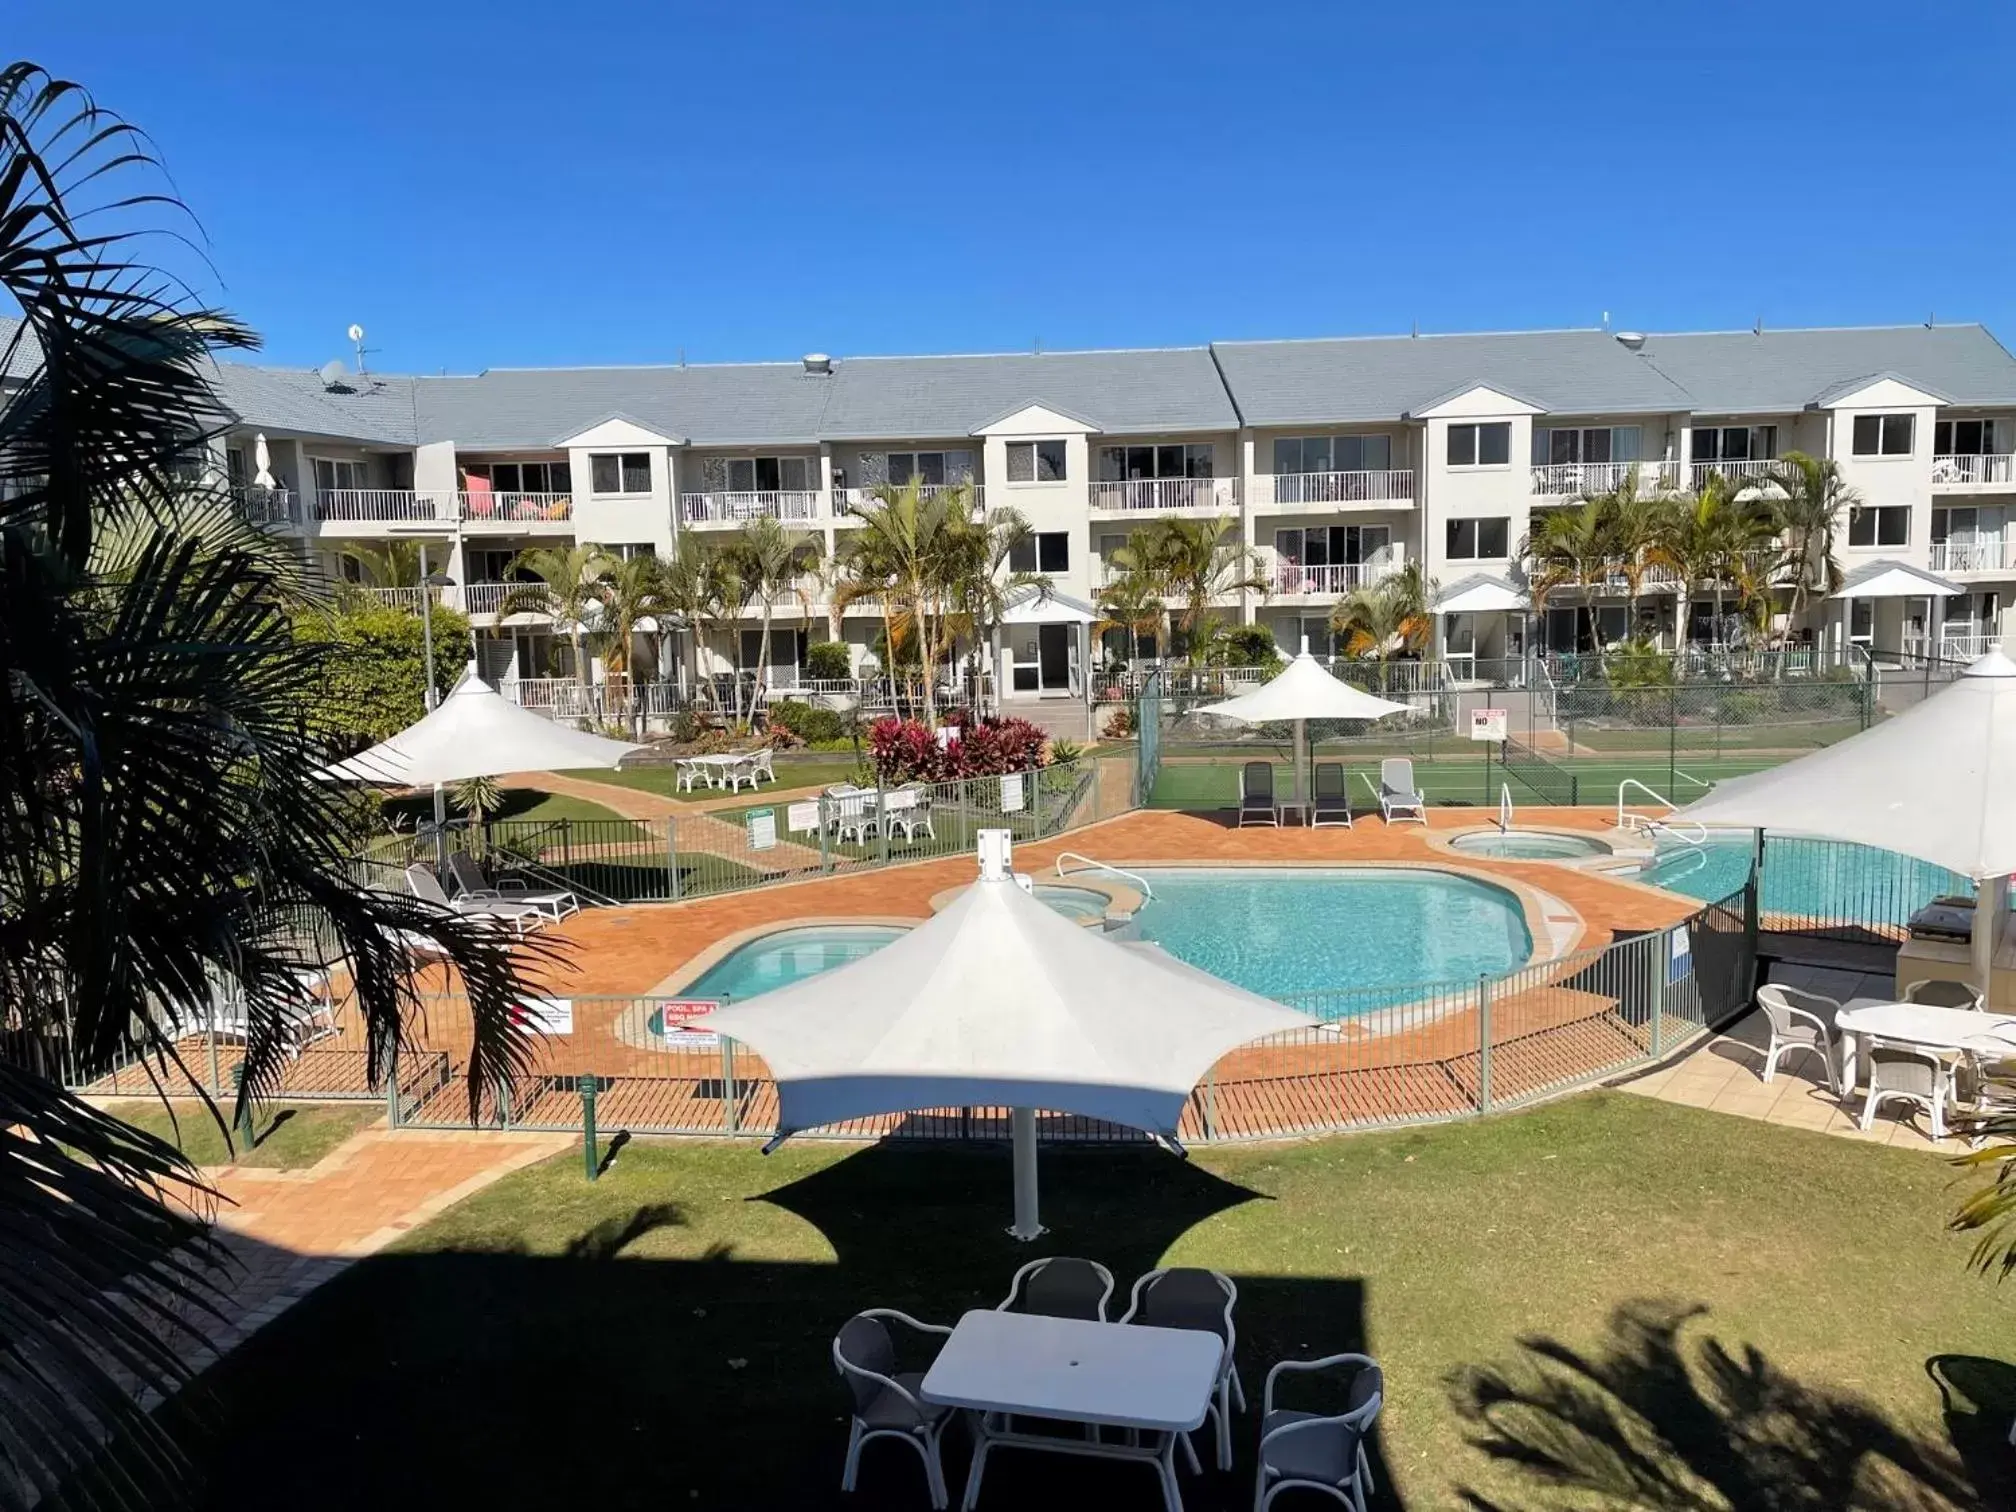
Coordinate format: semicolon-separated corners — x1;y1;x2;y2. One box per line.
817;347;1238;440
971;399;1102;436
1809;371;1953;409
1211;329;1691;426
550;410;685;447
1640;325;2016;416
1833;558;1962;599
1406;381;1548;420
1432;573;1528;613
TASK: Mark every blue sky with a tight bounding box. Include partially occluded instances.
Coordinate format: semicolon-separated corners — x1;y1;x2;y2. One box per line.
13;1;2015;372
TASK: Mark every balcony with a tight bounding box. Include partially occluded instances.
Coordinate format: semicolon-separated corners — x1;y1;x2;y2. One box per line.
231;484;297;527
459;490;573;524
1529;460;1681;497
462;582;553;618
834;483;984;519
680;490;820;526
1687;459;1783;489
1270;557;1405;597
1932;454;2016;489
314;488;453;523
353;585;447;614
1929;540;2012;575
1087;477;1238;514
1254;470;1415;509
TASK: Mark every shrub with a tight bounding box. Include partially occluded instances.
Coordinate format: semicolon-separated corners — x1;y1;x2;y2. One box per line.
1103;707;1136;738
803;640;853;682
1217;625;1285;670
767;698;845;744
868;715;1051;783
306;599;472;745
1048;738;1083;765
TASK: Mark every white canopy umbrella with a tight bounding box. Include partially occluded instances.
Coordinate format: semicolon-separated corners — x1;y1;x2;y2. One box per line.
252;432;275;489
1679;649;2016;989
319;662;643;786
1195;651;1413;811
691;833;1315;1237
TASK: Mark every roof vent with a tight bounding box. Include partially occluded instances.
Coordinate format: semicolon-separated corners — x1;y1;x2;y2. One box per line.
1613;331;1646;351
801;352;832;375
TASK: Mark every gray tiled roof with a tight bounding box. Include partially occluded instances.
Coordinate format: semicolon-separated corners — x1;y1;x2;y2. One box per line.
414;363;833;450
0;314;42;380
816;347;1239;439
1210;329;1694;425
1638;325;2016;415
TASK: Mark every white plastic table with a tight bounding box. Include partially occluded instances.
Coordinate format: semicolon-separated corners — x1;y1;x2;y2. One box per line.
921;1309;1221;1512
677;753;760;792
1836;1001;2016;1092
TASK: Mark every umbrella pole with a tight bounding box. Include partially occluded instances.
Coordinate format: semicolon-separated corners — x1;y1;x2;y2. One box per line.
1295;717;1306;815
1974;876;2007;1004
1008;1106;1044;1241
432;782;448;870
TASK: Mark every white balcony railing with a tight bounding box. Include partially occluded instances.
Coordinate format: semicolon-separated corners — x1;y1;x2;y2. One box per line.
313;488;454;523
680;490;820;525
1529;460;1681;497
835;483;984;518
1932;454;2016;487
460;490;574;522
462;582;553;618
1258;470;1415;507
1941;628;2003;659
1687;459;1783;489
353;585;446;613
231;484;297;526
1270;557;1405;596
1929;540;2012;574
1087;477;1238;513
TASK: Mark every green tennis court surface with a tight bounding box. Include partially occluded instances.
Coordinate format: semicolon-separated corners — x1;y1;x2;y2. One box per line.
1148;751;1786;809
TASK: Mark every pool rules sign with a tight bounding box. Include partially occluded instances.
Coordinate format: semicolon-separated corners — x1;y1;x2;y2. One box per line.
1470;707;1508;743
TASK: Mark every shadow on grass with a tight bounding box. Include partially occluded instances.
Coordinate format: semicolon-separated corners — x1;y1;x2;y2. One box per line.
1449;1300;2005;1511
152;1143;1391;1512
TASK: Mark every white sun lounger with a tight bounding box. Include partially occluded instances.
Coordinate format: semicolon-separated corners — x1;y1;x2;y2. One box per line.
404;863;547;936
1377;758;1427;824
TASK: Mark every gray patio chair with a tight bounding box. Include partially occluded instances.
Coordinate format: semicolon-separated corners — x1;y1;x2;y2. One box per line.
832;1309;953;1510
1860;1039;1959;1141
1753;984;1843;1093
403;863;545;937
996;1256;1115;1321
1122;1267;1244;1471
1239;762;1279;828
443;851;581;922
1905;978;1986;1011
1255;1353;1383;1512
1377;758;1427;824
1310;763;1352;829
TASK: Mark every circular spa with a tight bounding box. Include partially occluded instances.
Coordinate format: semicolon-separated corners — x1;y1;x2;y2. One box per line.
1448;829;1613;862
1026;883;1115;923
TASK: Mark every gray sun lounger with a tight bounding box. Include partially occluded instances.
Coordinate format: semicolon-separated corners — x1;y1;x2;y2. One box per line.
1238;761;1280;827
1377;757;1427;824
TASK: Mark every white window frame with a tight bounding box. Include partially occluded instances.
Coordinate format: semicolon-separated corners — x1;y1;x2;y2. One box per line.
589;452;653;496
1848;504;1911;548
1935;418;1998;456
1008;530;1070;572
1006;439;1068;485
1850;413;1915;458
711;455;813;494
311;456;369;493
1446;422;1511;469
1533;426;1642;465
1690;424;1777;463
1445;516;1511;560
1270;434;1393;476
1097;442;1216;481
885;449;976;487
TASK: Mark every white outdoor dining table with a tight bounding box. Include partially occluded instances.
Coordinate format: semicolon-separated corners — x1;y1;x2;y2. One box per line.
1835;1001;2016;1091
920;1309;1221;1512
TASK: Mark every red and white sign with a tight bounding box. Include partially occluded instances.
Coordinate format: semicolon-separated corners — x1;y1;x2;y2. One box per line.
512;997;574;1035
661;998;722;1050
1469;707;1508;743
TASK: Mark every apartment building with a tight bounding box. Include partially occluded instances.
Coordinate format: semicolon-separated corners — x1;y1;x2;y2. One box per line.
21;315;2016;696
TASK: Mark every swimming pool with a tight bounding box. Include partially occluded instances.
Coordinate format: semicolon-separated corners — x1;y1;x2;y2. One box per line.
1450;830;1611;861
1123;867;1532;1004
677;924;909;1003
1636;834;1970;923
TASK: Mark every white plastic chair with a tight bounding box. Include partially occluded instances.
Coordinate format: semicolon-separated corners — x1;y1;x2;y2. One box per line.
1377;758;1427;824
1861;1038;1960;1140
1753;984;1843;1092
1255;1353;1383;1512
673;757;705;793
828;787;878;847
747;747;777;785
885;786;934;844
1122;1267;1244;1471
832;1309;954;1509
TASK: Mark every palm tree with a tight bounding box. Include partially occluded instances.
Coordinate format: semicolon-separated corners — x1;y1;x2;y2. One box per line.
1523;497;1612;653
941;500;1041;709
339;536;426;589
1594;474;1668;644
723;515;821;724
1096;562;1166;668
1329;561;1433;688
591;553;667;735
500;542;617;712
656;531;732;703
1657;474;1774;648
0;65;544;1506
1141;517;1270;662
845;481;963;719
1766;450;1854;662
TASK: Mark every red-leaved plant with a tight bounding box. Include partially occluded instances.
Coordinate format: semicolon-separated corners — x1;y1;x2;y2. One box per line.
868;715;1051;784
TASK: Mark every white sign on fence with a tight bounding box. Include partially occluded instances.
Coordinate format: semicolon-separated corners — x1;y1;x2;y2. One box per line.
514;997;573;1036
1469;707;1508;743
785;800;821;835
746;807;778;851
999;772;1026;813
660;998;721;1050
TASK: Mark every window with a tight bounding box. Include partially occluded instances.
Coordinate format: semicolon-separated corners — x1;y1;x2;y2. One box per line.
1273;525;1392;568
1098;442;1215;480
1006;439;1067;483
1936;418;1998;456
701;455;811;493
1851;414;1915;457
225;446;248;485
1270;435;1392;474
611;542;656;561
1848;505;1910;547
1532;427;1642;466
590;452;652;493
889;449;975;486
469;460;572;494
311;457;369;493
1008;531;1070;572
1690;425;1777;462
1445;517;1511;559
1446;422;1510;467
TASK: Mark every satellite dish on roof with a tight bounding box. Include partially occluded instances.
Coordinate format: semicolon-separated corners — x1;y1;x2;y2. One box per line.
318;358;348;389
347;323;365;344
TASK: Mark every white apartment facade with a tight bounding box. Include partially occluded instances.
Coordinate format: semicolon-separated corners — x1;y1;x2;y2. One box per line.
176;321;2016;695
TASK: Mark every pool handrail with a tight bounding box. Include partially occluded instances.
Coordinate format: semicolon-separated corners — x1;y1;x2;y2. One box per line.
1616;779;1707;847
1498;784;1513;835
1053;853;1155;900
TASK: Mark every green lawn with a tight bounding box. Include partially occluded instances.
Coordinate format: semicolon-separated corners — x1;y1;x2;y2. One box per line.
168;1095;2014;1509
570;756;868;801
99;1099;378;1170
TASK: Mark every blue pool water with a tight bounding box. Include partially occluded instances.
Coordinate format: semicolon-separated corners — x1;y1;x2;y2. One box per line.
681;925;908;1003
1124;867;1532;1003
1638;835;1970;921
